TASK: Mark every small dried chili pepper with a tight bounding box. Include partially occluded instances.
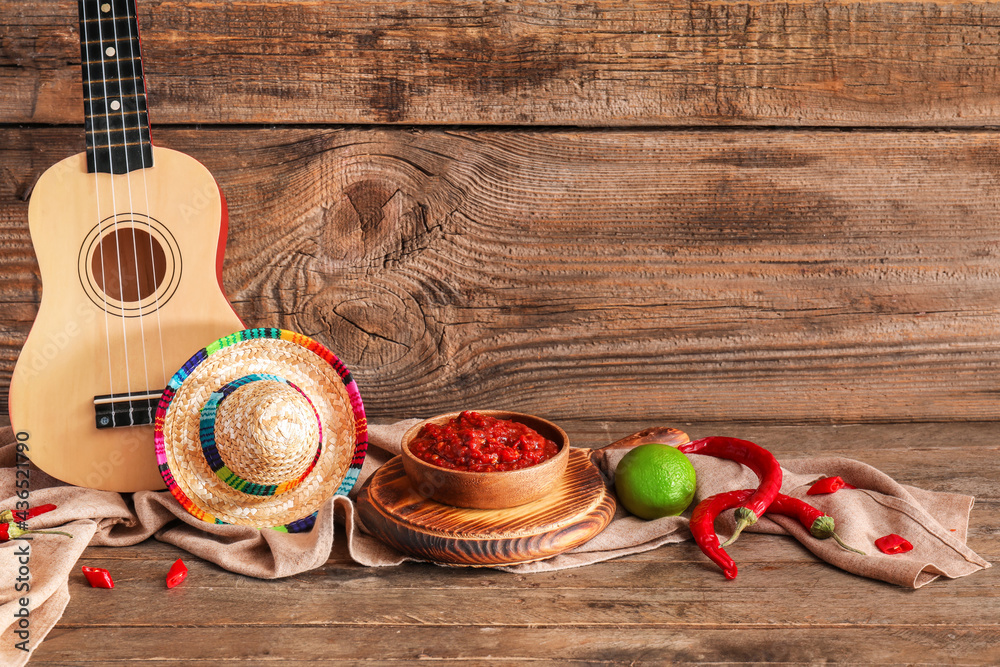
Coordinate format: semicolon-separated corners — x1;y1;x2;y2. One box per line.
0;522;73;542
0;503;58;524
806;476;856;495
689;489;745;580
875;534;913;555
166;559;188;589
81;566;115;589
768;493;865;554
679;436;782;546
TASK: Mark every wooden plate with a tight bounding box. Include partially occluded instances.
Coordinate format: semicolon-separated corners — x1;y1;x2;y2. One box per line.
356;448;616;566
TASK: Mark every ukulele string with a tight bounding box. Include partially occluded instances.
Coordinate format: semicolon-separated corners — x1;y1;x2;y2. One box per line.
82;0;118;426
109;0;157;413
124;0;168;389
95;0;137;425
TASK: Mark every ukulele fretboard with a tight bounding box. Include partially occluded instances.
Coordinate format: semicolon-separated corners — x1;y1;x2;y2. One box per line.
79;0;153;174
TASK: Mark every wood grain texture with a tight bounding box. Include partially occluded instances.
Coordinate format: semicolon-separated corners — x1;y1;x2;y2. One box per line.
24;421;998;665
30;627;1000;665
5;0;1000;127
5;1;998;663
3;126;1000;423
29;627;1000;665
357;449;614;565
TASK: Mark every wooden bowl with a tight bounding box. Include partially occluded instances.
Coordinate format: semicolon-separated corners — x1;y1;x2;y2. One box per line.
400;411;570;509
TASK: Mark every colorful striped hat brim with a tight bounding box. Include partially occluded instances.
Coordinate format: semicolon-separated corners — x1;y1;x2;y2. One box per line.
154;328;368;531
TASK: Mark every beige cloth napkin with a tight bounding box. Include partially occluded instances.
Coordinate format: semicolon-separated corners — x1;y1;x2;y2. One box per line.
1;422;991;665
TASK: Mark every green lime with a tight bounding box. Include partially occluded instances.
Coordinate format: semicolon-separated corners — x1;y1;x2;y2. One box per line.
614;443;697;519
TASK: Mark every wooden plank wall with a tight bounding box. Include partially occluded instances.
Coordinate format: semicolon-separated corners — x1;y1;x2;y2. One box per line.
2;0;1000;424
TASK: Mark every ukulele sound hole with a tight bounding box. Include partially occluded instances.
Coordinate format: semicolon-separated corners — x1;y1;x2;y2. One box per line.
91;227;167;303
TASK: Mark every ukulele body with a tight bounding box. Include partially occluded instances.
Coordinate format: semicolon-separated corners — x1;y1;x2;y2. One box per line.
10;146;244;491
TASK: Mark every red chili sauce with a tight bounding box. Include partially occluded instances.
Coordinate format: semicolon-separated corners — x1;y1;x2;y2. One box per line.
409;411;560;472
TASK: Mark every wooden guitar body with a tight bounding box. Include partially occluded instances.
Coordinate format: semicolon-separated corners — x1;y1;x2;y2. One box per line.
10;146;243;491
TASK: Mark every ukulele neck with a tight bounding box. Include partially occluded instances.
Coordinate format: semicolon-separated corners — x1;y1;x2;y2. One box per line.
79;0;153;175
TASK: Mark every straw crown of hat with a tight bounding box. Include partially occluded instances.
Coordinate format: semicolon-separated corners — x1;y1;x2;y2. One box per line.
155;328;367;531
214;379;319;484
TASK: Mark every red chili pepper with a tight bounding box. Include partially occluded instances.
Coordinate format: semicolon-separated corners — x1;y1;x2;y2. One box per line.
691;489;867;579
0;521;73;542
0;503;58;524
679;437;783;546
806;476;856;495
166;559;188;589
81;566;115;589
768;493;865;554
689;489;745;580
875;534;913;555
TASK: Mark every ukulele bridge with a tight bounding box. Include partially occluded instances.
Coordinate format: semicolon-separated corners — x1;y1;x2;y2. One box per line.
93;391;162;429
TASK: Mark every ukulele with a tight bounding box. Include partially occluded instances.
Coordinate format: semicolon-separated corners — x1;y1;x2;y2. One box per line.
9;0;243;492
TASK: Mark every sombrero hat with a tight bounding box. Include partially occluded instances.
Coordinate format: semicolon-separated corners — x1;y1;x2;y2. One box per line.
154;328;367;532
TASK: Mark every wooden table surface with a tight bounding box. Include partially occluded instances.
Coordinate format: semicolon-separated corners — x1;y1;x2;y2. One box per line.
24;420;997;665
4;1;1000;663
